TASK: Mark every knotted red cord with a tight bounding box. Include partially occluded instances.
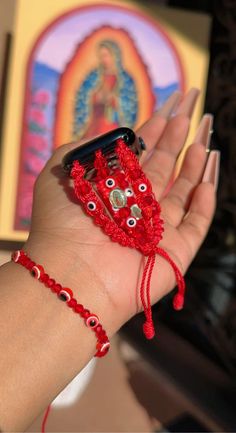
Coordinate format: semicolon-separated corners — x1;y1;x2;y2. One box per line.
139;249;185;339
140;254;156;339
156;247;185;310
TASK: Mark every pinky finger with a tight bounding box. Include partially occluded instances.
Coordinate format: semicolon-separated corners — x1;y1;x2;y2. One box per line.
178;151;220;258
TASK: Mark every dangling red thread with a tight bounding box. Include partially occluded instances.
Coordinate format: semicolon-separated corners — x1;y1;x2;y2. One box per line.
140;254;156;339
156;247;185;310
41;404;51;433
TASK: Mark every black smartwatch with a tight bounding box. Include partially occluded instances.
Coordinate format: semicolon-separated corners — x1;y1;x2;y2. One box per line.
62;127;146;178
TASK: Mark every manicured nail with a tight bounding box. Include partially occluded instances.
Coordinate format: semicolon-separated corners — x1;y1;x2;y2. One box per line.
193;114;214;150
202;150;220;191
158;91;182;119
176;87;200;118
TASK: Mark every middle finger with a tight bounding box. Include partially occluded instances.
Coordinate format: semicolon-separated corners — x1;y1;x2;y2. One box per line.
142;88;199;198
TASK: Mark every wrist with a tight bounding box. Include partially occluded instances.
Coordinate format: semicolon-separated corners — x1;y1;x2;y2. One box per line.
0;260;101;431
23;231;121;337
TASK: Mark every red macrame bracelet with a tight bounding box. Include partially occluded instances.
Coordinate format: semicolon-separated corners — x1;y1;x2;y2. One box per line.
71;138;186;339
11;250;110;358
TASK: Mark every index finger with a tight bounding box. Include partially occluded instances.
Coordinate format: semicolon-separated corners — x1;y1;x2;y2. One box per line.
136;91;181;155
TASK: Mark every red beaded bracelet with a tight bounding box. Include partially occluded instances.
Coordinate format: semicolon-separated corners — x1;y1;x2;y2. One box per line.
11;250;110;358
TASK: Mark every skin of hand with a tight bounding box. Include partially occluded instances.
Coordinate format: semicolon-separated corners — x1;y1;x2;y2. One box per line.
24;88;219;337
0;88;220;432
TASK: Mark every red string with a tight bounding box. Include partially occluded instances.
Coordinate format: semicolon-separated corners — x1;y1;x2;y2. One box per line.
140;254;156;339
156;247;185;310
41;404;51;433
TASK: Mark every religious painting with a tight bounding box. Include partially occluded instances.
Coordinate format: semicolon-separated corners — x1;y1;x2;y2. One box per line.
0;0;211;240
54;27;156;145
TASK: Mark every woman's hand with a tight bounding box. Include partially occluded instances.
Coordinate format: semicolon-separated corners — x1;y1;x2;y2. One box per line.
25;88;220;335
0;88;220;433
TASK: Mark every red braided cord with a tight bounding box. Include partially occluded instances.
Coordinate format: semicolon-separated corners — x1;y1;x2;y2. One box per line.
71;161;136;248
140;254;156;339
94;149;109;178
140;255;152;315
156;247;185;310
70;138;186;339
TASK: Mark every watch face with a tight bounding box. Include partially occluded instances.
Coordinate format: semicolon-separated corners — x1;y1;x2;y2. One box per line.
62;127;145;177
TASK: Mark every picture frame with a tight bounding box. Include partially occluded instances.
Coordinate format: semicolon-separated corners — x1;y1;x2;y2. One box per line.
0;0;211;241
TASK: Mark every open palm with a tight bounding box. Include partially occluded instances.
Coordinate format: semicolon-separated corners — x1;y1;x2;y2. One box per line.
26;89;218;333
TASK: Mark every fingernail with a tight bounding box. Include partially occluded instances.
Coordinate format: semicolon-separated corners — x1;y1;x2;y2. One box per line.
202;150;220;191
176;87;200;118
193;114;214;150
158;91;182;119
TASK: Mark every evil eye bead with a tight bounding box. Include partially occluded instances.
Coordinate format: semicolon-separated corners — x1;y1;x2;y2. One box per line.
125;188;134;197
101;342;110;352
58;288;73;302
105;178;115;188
31;265;44;279
86;314;99;328
97;341;110;353
126;217;137;227
11;250;23;263
138;183;147;192
87;201;96;211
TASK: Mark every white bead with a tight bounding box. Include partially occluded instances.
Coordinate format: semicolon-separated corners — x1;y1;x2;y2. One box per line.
125;188;134;197
31;265;41;279
105;178;115;188
127;217;137;227
86;315;99;328
87;201;96;211
59;290;71;302
11;250;21;262
138;183;147;192
100;342;110;352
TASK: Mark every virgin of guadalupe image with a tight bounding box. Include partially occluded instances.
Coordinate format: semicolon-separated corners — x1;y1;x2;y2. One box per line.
73;40;138;139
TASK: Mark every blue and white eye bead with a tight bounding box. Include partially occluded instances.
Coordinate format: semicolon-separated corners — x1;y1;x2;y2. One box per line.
87;201;96;211
125;188;134;197
138;183;147;192
106;178;115;188
126;217;137;227
86;314;99;328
